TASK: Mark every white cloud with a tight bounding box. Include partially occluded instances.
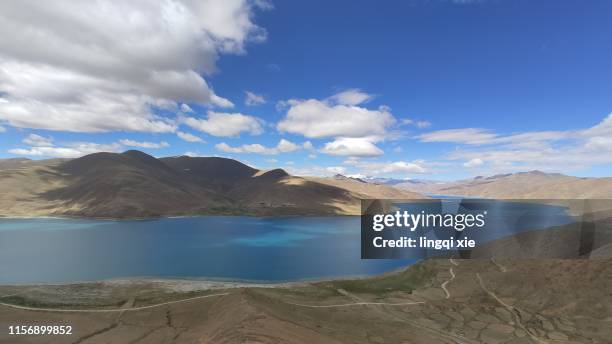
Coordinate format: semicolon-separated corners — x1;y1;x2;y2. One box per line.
321;137;384;157
302;141;314;150
0;1;267;133
23;133;53;147
9;142;121;159
177;131;204;143
253;0;274;11
350;160;427;176
276;138;301;153
244;91;266;106
463;158;484;168
119;139;169;149
183;111;264;137
418;128;498;145
11;135;176;159
326;166;346;174
183;151;202;157
440;113;612;173
584;136;612;150
416;121;431;128
419;127;570;146
581;113;612;137
400;118;431;129
327;89;372;106
180;104;194;113
215;138;306;155
277;91;396;139
0;125;5;132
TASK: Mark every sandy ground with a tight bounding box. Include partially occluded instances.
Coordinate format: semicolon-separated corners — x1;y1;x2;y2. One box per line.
1;259;611;344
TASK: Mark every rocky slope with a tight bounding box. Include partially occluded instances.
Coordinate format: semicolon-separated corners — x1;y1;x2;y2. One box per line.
0;151;424;218
397;170;612;199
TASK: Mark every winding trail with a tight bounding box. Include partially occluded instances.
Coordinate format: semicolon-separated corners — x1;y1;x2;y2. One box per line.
441;259;457;299
476;273;549;344
490;257;507;272
287;259;474;344
286;288;424;308
284;300;425;308
441;269;455;299
0;292;230;313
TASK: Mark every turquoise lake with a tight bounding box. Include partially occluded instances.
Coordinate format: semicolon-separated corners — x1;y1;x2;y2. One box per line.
0;199;574;284
0;216;413;284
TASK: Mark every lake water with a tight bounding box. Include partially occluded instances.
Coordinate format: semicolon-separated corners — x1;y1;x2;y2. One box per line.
0;216;413;284
0;200;575;284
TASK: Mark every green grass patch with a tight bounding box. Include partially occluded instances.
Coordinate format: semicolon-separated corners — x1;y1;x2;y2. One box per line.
1;295;123;309
322;263;435;296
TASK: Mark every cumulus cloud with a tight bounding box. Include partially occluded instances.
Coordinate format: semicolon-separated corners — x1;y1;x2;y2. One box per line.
0;125;5;133
10;134;172;159
0;1;267;133
321;137;384;157
439;113;612;173
349;160;427;176
119;139;169;149
326;166;346;174
327;89;372;106
177;131;204;143
215;139;309;155
183;111;264;137
463;158;484;168
23;133;53;147
9;142;122;159
244;91;266;106
277;90;396;139
180;104;194;113
302;141;314;150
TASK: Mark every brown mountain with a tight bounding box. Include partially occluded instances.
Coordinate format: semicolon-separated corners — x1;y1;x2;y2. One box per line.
160;155;258;192
40;150;233;218
306;174;423;200
0;151;425;218
398;170;612;199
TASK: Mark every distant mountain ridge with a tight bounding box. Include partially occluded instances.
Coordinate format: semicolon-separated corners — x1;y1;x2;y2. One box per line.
0;151;423;218
395;170;612;199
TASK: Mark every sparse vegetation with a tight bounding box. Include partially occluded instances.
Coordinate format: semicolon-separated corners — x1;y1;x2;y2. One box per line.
322;262;435;296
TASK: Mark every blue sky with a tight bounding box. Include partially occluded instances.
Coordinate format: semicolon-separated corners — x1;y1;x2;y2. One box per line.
0;0;611;180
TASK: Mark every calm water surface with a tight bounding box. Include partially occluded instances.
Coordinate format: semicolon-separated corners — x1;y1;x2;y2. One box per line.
0;216;412;284
0;200;574;284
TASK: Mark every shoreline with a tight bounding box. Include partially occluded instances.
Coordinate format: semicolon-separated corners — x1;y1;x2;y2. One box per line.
0;213;363;222
0;263;418;289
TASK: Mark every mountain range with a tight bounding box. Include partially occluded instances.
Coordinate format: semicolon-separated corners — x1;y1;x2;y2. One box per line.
3;151;612;219
0;150;422;218
393;170;612;199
